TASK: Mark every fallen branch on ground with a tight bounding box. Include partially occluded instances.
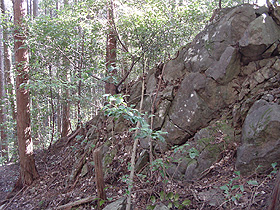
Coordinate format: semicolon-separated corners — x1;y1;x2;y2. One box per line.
57;196;96;210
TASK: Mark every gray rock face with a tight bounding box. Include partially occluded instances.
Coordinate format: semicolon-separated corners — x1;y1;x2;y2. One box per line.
103;197;127;210
166;120;235;181
144;5;280;150
153;203;169;210
236;100;280;175
205;46;240;84
239;14;280;59
126;4;280;179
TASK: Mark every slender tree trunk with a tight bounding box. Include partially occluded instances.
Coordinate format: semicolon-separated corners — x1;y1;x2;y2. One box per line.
77;31;84;126
105;0;117;95
60;0;71;138
13;0;39;187
49;65;55;146
1;0;16;161
61;94;70;138
26;0;29;16
57;90;61;134
0;22;8;162
61;67;70;138
31;98;40;146
33;0;38;17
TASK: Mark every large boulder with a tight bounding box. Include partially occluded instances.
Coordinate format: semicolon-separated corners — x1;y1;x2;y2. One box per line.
236;100;280;175
239;13;280;62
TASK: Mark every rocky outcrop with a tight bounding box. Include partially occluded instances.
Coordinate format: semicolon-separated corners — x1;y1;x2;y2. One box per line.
130;4;280;180
103;197;126;210
236;99;280;175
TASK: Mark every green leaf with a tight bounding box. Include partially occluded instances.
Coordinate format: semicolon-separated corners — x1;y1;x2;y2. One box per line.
160;191;165;201
188;148;199;159
247;180;259;186
239;185;245;192
174;201;180;207
167;192;174;200
272;162;277;169
168;202;173;208
231;185;240;190
220;185;229;191
146;205;155;210
99;200;105;206
234;171;241;176
174;193;180;201
182;199;191;206
150;196;156;203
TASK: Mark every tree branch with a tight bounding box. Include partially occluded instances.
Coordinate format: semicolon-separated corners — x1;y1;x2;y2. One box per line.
116;55;141;88
57;196;96;210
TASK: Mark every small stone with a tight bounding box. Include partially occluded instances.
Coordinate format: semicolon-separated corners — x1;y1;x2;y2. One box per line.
260;67;276;79
272;59;280;71
254;71;265;83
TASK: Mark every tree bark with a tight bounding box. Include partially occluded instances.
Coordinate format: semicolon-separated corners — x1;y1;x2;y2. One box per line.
57;92;61;134
49;65;55;146
61;94;70;138
0;21;8;162
60;0;71;138
1;0;16;161
14;0;39;186
61;68;70;138
33;0;38;17
268;171;280;210
93;147;106;208
105;0;117;95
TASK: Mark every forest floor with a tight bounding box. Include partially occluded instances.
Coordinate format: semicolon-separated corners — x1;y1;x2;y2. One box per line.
0;145;277;209
0;126;277;209
0;163;19;202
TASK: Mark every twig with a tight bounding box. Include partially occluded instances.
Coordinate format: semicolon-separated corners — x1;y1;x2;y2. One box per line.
149;63;166;165
57;196;96;210
47;38;103;82
3;186;27;210
116;56;141;89
65;127;82;145
126;71;145;210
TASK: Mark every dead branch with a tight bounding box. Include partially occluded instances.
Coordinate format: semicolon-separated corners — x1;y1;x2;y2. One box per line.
57;196;96;210
126;72;145;210
65;127;83;145
116;56;142;89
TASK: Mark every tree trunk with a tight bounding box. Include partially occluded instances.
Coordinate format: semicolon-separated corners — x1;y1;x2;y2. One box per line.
13;0;39;187
61;93;70;138
33;0;38;19
1;0;17;161
57;91;61;134
268;171;280;210
61;67;70;138
60;0;71;138
105;0;117;95
0;22;8;162
49;65;55;146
